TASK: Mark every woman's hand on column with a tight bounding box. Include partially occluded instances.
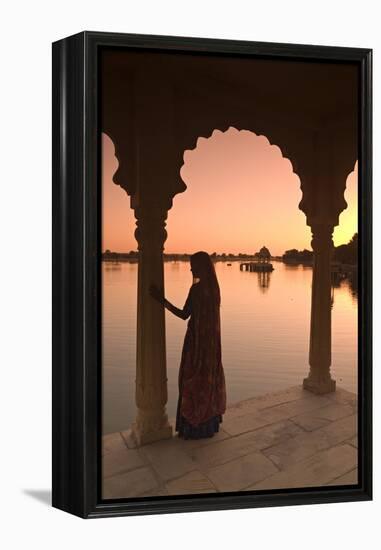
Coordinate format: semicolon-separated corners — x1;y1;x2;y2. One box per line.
149;284;165;304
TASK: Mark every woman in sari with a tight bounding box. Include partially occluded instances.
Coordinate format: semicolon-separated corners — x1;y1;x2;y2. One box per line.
150;251;226;439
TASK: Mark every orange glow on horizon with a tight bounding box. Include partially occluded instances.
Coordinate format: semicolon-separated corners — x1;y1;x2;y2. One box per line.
102;130;357;256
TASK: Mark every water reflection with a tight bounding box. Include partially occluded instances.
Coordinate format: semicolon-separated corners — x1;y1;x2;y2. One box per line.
283;262;304;271
102;260;358;434
331;275;358;303
348;272;358;297
104;262;122;271
257;271;271;292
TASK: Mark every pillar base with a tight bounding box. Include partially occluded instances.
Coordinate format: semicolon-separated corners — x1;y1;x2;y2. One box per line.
131;409;173;446
303;374;336;395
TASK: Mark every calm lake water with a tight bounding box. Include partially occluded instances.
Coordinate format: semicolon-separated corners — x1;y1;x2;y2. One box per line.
102;260;358;434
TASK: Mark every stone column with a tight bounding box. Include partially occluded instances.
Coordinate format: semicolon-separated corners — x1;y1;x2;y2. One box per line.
303;223;336;394
131;202;173;445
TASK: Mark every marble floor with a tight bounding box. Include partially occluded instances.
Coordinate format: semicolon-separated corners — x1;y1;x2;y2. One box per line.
102;385;358;499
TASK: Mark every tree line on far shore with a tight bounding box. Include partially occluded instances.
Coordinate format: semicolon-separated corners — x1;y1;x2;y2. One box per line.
282;233;357;265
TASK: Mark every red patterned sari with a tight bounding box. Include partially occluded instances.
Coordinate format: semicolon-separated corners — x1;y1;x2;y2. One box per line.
175;281;226;438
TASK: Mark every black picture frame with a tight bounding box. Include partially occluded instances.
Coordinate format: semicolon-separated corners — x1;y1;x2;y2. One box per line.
52;31;372;519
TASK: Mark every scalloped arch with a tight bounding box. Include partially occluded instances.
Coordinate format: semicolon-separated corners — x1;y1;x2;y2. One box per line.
179;125;306;217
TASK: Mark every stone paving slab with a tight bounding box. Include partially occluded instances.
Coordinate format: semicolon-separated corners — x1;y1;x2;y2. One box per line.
165;470;217;495
289;402;356;432
309;403;355;421
226;386;305;419
103;446;147;479
102;385;358;499
290;414;331;432
249;444;358;490
138;436;197;481
178;427;231;451
222;393;335;437
102;466;159;499
321;414;357;446
263;429;334;470
326;388;358;406
263;413;357;470
259;395;333;420
187;419;303;470
222;411;278;437
205;450;279;492
229;385;323;413
347;435;358;448
120;430;139;449
102;432;129;456
326;468;358;486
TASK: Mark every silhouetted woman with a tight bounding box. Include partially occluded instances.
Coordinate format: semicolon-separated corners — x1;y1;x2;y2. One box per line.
150;251;226;439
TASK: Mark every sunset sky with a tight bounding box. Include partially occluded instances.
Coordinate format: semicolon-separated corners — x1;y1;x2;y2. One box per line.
102;129;357;256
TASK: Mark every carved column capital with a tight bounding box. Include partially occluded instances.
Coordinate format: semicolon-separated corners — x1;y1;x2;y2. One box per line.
310;223;334;253
134;204;169;253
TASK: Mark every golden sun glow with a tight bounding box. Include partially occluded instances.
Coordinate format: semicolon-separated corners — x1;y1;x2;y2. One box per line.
102;130;358;255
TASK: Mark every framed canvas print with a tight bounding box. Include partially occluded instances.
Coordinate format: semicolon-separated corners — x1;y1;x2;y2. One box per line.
52;31;372;518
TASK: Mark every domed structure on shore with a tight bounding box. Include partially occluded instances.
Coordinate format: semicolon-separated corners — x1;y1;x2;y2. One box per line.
240;246;274;273
258;246;271;263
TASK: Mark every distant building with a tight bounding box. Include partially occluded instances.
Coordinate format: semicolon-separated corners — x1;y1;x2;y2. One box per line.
257;246;271;263
240;246;273;273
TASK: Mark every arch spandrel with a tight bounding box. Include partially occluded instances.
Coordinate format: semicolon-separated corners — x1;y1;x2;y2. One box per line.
101;48;358;225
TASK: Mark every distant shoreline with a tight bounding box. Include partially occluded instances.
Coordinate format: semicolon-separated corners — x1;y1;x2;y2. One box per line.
101;254;316;267
102;234;357;268
101;252;284;263
101;254;357;271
